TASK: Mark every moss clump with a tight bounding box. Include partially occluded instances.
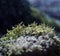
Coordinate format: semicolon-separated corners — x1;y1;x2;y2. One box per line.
0;23;55;40
0;23;60;56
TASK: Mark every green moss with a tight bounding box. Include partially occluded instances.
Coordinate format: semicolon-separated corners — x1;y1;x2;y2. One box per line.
0;23;55;41
0;23;60;56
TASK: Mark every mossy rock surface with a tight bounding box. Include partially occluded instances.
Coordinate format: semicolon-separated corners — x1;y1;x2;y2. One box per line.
0;23;60;56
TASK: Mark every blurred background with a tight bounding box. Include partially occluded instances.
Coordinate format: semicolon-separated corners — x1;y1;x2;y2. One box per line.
29;0;60;24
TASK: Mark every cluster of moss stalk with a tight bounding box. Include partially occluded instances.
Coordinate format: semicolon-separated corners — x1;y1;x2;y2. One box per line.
0;23;60;56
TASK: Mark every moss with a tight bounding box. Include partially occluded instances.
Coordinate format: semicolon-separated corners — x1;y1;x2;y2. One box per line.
0;22;55;40
0;23;60;56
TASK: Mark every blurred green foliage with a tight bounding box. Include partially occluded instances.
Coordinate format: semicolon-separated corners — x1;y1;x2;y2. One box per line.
31;7;47;23
44;19;60;33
